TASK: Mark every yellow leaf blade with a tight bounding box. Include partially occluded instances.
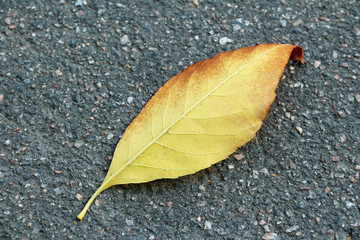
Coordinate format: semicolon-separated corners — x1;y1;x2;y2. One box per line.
77;43;304;220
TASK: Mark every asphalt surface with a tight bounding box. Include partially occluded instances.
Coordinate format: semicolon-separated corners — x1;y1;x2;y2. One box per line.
1;0;359;239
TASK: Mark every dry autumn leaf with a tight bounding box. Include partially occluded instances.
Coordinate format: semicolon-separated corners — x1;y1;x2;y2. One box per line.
78;43;304;220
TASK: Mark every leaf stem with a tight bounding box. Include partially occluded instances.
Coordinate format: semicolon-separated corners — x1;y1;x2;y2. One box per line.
77;183;107;220
77;157;136;220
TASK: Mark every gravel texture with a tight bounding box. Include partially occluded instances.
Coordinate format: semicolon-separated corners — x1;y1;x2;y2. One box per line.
1;0;359;239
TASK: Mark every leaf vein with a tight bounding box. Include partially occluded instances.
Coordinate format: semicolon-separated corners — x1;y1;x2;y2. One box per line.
154;141;219;155
131;163;191;171
163;81;177;129
168;124;259;136
184;60;206;111
150;107;155;138
127;127;136;161
167;131;237;136
184;110;245;119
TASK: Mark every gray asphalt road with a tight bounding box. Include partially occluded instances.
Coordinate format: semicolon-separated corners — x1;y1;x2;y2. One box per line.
1;0;359;239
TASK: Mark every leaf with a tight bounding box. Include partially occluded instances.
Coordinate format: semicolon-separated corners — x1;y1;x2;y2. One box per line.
77;43;304;220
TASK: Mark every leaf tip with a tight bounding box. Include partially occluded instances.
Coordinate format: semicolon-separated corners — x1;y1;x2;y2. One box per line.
291;46;305;64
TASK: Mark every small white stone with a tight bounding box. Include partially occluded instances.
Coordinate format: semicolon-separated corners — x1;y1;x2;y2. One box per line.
280;20;287;27
228;164;234;170
233;24;241;31
355;94;360;103
263;225;271;232
127;96;134;104
293;19;303;26
120;35;130;45
233;154;244;160
252;170;259;179
75;194;83;201
262;233;277;240
125;218;134;226
55;69;62;77
260;168;269;176
204;221;212;230
332;51;338;58
346;201;355;209
286;225;299;233
259;220;266;225
107;133;114;140
4;18;11;25
198;185;205;191
296;127;303;134
74;140;84;148
219;37;233;45
75;0;86;6
314;61;321;68
354;27;360;36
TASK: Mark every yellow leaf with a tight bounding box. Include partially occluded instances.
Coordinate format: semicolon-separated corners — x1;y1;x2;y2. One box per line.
77;43;304;220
